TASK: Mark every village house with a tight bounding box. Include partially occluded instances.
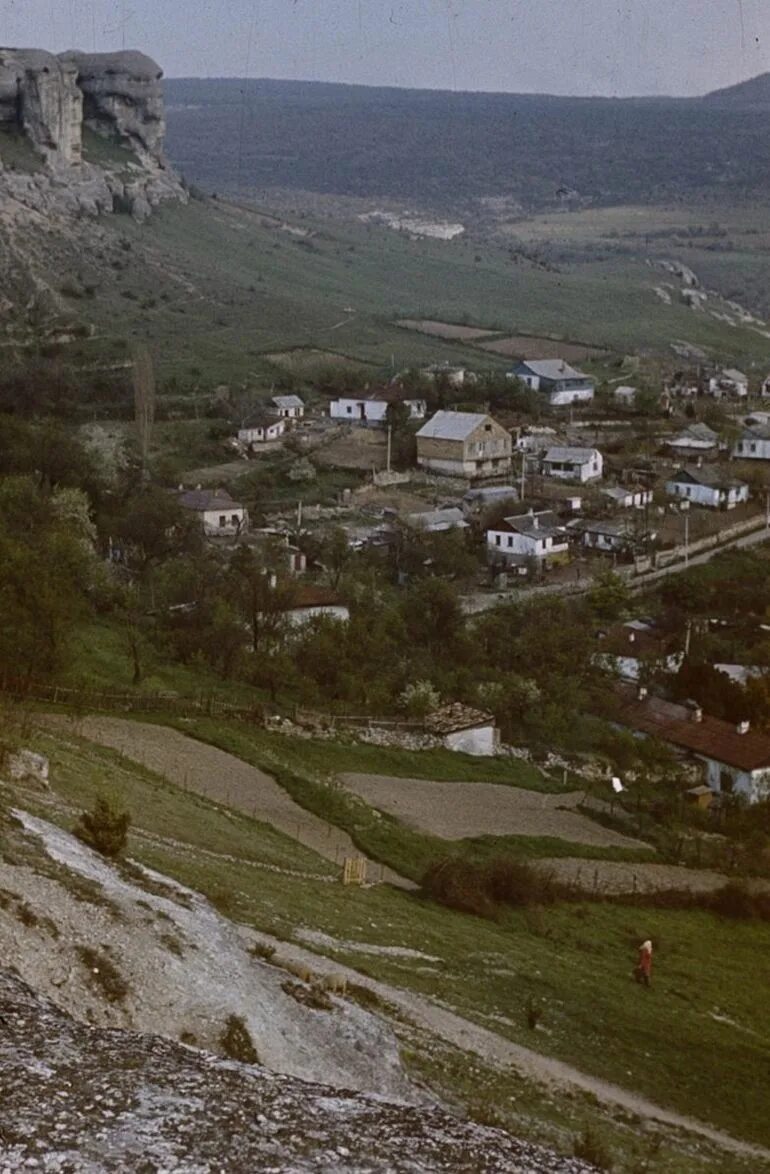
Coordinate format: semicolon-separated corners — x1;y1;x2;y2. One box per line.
416;411;512;479
329;388;426;425
665;466;749;510
613;385;637;404
601;485;653;510
761;375;770;399
541;446;603;483
407;507;469;533
423;703;499;756
237;412;286;445
708;368;749;399
614;684;770;804
514;425;558;452
595;621;683;682
487;508;569;562
418;364;472;387
177;487;248;537
664;422;719;456
269;394;305;422
573;518;638;556
732;424;770;461
508;359;595;406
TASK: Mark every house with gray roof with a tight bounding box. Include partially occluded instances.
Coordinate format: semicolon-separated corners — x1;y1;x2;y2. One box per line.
665;466;749;510
733;424;770;462
416;411;512;479
407;507;469;533
665;422;719;455
486;509;569;562
542;446;603;483
270;394;305;421
177;487;248;536
508;360;595;406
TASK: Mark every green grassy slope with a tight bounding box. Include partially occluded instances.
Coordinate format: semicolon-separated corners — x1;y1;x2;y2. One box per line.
13;720;769;1167
39;196;770;387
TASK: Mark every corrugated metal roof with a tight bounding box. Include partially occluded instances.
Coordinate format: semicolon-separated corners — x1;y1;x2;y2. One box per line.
668;465;747;490
501;510;563;538
416;410;491;440
408;508;468;530
543;446;599;464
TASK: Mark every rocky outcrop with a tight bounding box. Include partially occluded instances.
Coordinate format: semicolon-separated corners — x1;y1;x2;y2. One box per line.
0;48;82;166
0;45;185;221
0;969;593;1172
60;50;166;164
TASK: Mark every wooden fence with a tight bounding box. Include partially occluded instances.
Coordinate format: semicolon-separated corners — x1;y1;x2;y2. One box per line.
293;706;424;733
0;674;264;724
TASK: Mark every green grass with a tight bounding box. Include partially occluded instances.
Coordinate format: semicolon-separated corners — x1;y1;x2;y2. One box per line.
15;717;770;1162
42;196;770;389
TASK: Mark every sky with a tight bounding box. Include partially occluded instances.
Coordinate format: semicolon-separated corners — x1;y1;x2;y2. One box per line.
2;0;768;96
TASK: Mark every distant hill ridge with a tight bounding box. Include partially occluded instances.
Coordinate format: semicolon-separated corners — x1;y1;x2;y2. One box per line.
705;72;770;103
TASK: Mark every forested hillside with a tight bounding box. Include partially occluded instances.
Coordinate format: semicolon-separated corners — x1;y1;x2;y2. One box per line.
164;77;770;210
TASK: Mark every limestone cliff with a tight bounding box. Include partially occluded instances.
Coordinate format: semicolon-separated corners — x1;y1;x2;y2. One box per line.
0;46;185;221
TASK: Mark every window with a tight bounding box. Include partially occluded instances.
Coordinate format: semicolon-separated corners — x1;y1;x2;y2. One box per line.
484;423;491;431
495;535;501;546
751;443;757;453
231;514;239;525
507;536;513;547
219;515;226;527
346;405;352;414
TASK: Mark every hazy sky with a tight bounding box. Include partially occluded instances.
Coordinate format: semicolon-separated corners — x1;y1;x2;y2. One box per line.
2;0;768;96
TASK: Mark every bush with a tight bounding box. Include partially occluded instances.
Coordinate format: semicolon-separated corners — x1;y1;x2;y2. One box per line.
77;946;129;1003
573;1126;613;1170
220;1014;259;1064
422;856;559;919
74;796;131;858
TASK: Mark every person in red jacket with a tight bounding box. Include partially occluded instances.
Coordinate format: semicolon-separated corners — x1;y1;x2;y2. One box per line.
635;939;653;987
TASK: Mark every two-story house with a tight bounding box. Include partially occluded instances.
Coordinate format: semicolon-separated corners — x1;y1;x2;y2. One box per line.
508;360;595;406
416;411;512;479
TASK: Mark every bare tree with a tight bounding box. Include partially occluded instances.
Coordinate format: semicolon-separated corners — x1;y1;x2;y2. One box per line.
133;345;156;478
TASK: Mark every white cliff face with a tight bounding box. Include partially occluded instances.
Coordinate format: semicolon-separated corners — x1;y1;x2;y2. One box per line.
0;46;185;220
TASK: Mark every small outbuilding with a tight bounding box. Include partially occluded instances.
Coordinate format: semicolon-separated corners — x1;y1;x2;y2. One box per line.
424;703;499;756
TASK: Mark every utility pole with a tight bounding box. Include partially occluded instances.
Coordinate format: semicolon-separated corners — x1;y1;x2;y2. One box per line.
765;488;769;529
520;451;526;501
386;426;392;474
684;511;690;566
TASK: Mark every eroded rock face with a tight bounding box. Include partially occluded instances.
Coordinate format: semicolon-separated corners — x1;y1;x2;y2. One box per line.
0;48;82;166
0;969;593;1173
61;49;166;163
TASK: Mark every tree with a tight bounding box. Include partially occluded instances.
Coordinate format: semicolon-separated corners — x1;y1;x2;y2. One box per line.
226;544;294;654
74;795;131;858
587;570;631;621
133;345;156;479
318;526;352;590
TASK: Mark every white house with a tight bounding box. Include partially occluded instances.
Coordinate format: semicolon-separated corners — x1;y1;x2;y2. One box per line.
613;385;637;404
238;413;286;444
462;485;519;515
418;364;471;388
732;425;770;461
665;423;719;454
761;376;770;399
416;411;512;479
423;703;499;756
541;446;603;483
708;368;748;399
665;466;749;509
487;509;569;561
177;487;248;537
596;621;683;682
615;684;770;804
270;394;305;421
601;485;653;509
508;359;595;406
330;390;426;425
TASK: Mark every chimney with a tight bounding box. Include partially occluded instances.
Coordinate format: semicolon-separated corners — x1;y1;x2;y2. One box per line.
628;632;636;643
737;720;750;735
685;699;703;722
532;515;539;529
637;685;647;700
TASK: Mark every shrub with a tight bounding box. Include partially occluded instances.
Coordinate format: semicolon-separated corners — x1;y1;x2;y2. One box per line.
422;856;559;919
77;946;129;1003
398;680;441;718
220;1014;259;1064
74;796;131;858
573;1126;613;1170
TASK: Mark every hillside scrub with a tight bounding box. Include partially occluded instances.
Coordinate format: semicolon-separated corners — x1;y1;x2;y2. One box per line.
73;795;131;859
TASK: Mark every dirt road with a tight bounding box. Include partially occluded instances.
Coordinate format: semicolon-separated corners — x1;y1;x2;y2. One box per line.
41;716;412;888
339;773;647;850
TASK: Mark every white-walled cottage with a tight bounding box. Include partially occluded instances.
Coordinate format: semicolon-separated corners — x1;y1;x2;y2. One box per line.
665;467;749;510
177;487;248;537
238;413;286;445
487;509;569;561
270;394;305;421
423;703;499;756
330;389;426;425
665;423;719;454
601;485;653;509
542;446;603;483
708;368;748;399
733;425;770;461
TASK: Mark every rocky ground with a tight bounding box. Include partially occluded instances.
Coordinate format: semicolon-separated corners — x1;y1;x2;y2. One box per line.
0;969;595;1173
